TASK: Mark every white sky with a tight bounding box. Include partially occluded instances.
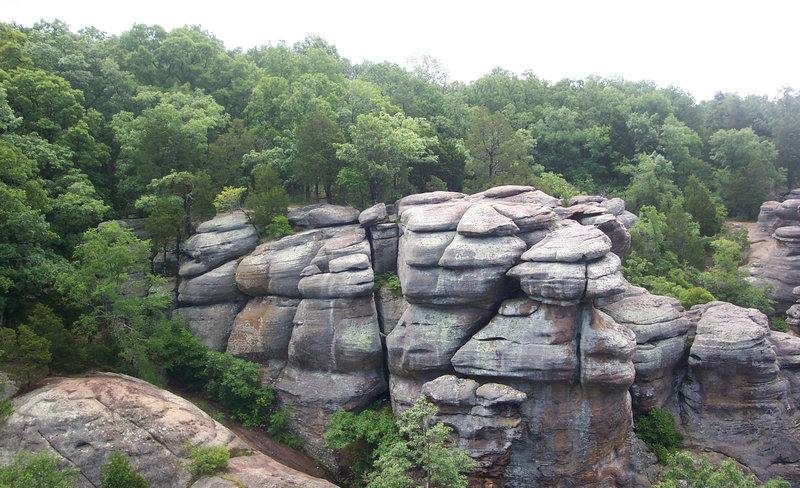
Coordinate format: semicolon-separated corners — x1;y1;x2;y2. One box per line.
4;0;799;102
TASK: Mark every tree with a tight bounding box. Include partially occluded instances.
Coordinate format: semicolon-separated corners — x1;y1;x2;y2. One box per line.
100;452;148;488
295;110;344;202
245;166;289;231
55;222;171;376
0;324;51;389
773;89;800;190
112;89;228;205
684;176;724;237
653;451;790;488
0;450;80;488
466;106;526;181
140;171;215;238
337;113;437;204
368;397;474;488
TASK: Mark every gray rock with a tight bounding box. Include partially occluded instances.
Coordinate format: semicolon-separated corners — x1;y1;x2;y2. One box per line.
288;203;360;228
173;302;243;351
226;296;300;366
470;185;538;199
195;212;251;233
617;210;639;229
178;260;241;305
298;269;374;299
456;204;519;237
387;305;493;378
400;230;456;267
757;201;781;233
580;213;632;256
402;200;471;232
438;234;527;269
371;223;399;274
452;302;579;381
507;261;586;304
599;197;626;216
568;195;605;206
329;253;371;272
396;191;466;215
580;308;636;389
375;287;408;335
521;224;612;263
181;226;258;273
490;202;556;231
359;202;387;227
776;199;800;220
0;374;248;488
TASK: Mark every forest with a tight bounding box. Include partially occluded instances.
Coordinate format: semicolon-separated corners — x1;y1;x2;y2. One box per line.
1;17;797;377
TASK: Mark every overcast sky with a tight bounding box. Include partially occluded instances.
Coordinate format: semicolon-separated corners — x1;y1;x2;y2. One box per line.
5;0;798;102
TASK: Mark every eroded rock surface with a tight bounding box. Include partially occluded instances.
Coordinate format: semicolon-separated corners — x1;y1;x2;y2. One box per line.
0;374;335;488
681;302;800;485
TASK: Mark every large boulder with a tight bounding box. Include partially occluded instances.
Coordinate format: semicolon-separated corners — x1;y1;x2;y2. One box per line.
0;374;335;488
172;302;243;352
288;203;360;228
180;214;258;277
178;260;241;305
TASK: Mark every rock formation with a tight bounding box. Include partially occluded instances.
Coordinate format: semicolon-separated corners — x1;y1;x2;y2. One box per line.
156;187;800;487
0;373;336;488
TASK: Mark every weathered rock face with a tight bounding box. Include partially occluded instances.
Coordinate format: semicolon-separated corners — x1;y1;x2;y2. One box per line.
162;188;800;487
180;213;258;278
750;194;800;314
600;289;691;412
0;374;335;488
226;222;386;462
680;302;800;485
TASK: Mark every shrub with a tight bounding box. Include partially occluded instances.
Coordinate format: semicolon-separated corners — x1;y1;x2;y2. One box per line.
265;215;292;240
374;272;402;295
213;187;247;212
100;452;148;488
634;408;684;463
0;450;80;488
182;443;229;479
203;351;276;428
653;451;790;487
0;397;12;420
325;402;401;486
770;317;791;333
678;287;716;310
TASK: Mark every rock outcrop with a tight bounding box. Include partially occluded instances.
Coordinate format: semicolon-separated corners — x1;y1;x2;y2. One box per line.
173;213;257;350
0;373;336;488
158;187;800;487
681;302;800;485
749;196;800;314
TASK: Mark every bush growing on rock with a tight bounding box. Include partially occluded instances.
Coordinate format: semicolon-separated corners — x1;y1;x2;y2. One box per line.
100;452;148;488
634;408;684;463
367;397;474;488
182;443;229;479
325;401;401;487
653;451;790;487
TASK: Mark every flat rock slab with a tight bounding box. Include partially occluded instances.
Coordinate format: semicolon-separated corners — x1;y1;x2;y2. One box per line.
522;224;611;263
288;203;360;228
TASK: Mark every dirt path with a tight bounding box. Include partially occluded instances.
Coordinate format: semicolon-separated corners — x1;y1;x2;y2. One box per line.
228;424;338;483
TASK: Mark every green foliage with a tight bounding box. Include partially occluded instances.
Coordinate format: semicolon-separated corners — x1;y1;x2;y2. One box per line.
374;272;402;295
24;303;86;374
653;451;790;488
698;237;775;315
265;215;293;240
100;452;148;488
325;402;401;486
56;222;171;376
0;397;11;420
203;351;276;428
769;317;791;333
245;166;289;231
0;450;80;488
678;287;716;310
213;187;247;212
634;408;684;463
148;319;209;391
182;443;229;479
532;171;579;202
684;176;724;237
0;324;51;388
368;397;474;488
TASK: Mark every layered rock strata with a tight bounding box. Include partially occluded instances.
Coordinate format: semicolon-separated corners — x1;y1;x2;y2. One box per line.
750;196;800;313
681;302;800;485
227;208;385;460
174;213;257;350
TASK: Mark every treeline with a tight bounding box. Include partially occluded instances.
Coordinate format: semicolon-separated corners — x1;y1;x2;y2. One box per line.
1;20;797;372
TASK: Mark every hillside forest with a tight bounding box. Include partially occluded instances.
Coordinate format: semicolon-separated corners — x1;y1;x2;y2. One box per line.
0;19;798;408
